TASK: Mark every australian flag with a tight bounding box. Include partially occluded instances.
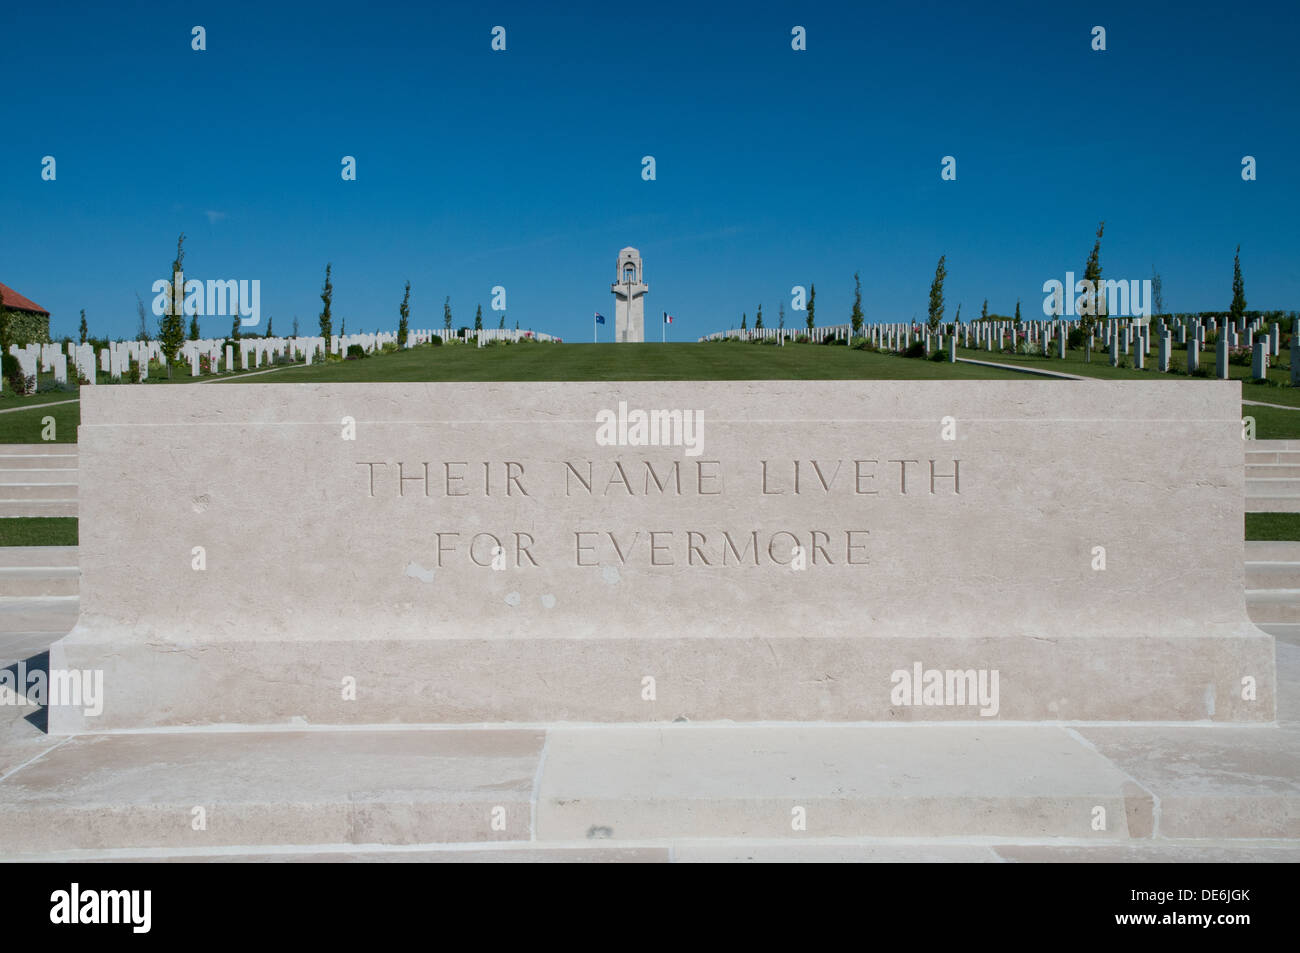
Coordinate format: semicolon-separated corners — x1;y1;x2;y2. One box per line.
595;312;606;324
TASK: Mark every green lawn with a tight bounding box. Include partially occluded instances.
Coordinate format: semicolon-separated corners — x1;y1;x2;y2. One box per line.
954;344;1300;405
1245;514;1300;541
5;339;1300;440
0;395;80;443
0;387;81;408
226;342;1026;382
0;517;78;547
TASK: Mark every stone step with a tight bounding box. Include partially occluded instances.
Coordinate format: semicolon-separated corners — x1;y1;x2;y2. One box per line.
1248;440;1300;452
0;483;78;501
0;444;79;457
0;722;1294;857
0;454;78;470
12;840;1300;864
535;725;1157;841
0;468;78;485
1247;478;1300;495
0;501;77;518
1245;541;1300;561
1244;498;1300;513
1244;590;1300;622
0;596;79;635
0;547;78;568
1258;622;1300;647
0;632;63;668
1246;452;1300;465
1245;563;1300;589
0;728;545;854
0;566;79;597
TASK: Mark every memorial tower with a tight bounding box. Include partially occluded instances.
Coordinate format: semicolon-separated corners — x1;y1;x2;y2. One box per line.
611;247;648;342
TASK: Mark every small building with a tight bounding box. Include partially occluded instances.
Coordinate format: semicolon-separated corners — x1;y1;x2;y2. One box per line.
0;282;52;344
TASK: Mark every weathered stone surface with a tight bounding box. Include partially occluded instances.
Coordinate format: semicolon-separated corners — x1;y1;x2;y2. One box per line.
536;725;1151;840
0;729;542;853
1078;724;1300;839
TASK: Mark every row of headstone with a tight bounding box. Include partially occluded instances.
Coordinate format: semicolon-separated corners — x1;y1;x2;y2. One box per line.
475;328;560;345
700;324;857;344
697;314;1299;396
6;328;490;391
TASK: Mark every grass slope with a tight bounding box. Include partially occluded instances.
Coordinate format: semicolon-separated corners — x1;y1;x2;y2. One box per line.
4;341;1300;439
0;517;78;546
227;342;1024;382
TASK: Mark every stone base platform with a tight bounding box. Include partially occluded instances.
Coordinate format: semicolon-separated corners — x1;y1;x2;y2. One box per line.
3;634;1298;862
47;630;1276;732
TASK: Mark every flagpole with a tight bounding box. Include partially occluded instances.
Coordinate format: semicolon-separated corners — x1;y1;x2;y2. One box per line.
662;312;665;343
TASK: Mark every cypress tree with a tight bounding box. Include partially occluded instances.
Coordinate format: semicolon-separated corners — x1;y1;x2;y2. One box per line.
927;256;946;333
319;264;334;351
851;272;864;335
1082;221;1105;334
398;281;411;348
1230;245;1247;324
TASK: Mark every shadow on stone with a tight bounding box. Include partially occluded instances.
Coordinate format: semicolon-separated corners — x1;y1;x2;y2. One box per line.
1;650;49;734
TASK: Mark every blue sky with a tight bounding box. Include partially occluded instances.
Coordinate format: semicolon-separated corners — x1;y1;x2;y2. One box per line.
2;0;1297;341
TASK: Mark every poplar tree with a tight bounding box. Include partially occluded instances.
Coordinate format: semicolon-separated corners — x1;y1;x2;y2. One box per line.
474;304;483;333
1082;221;1105;334
927;256;946;333
398;281;411;348
806;284;816;330
319;264;334;351
755;304;763;330
135;294;149;342
851;272;864;335
1230;245;1247;324
79;309;88;344
443;297;452;337
159;233;188;377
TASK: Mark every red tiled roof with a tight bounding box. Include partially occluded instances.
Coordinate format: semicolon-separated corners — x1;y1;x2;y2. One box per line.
0;282;50;315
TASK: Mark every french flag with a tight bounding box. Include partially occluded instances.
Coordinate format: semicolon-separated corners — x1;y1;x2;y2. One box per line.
663;312;674;324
